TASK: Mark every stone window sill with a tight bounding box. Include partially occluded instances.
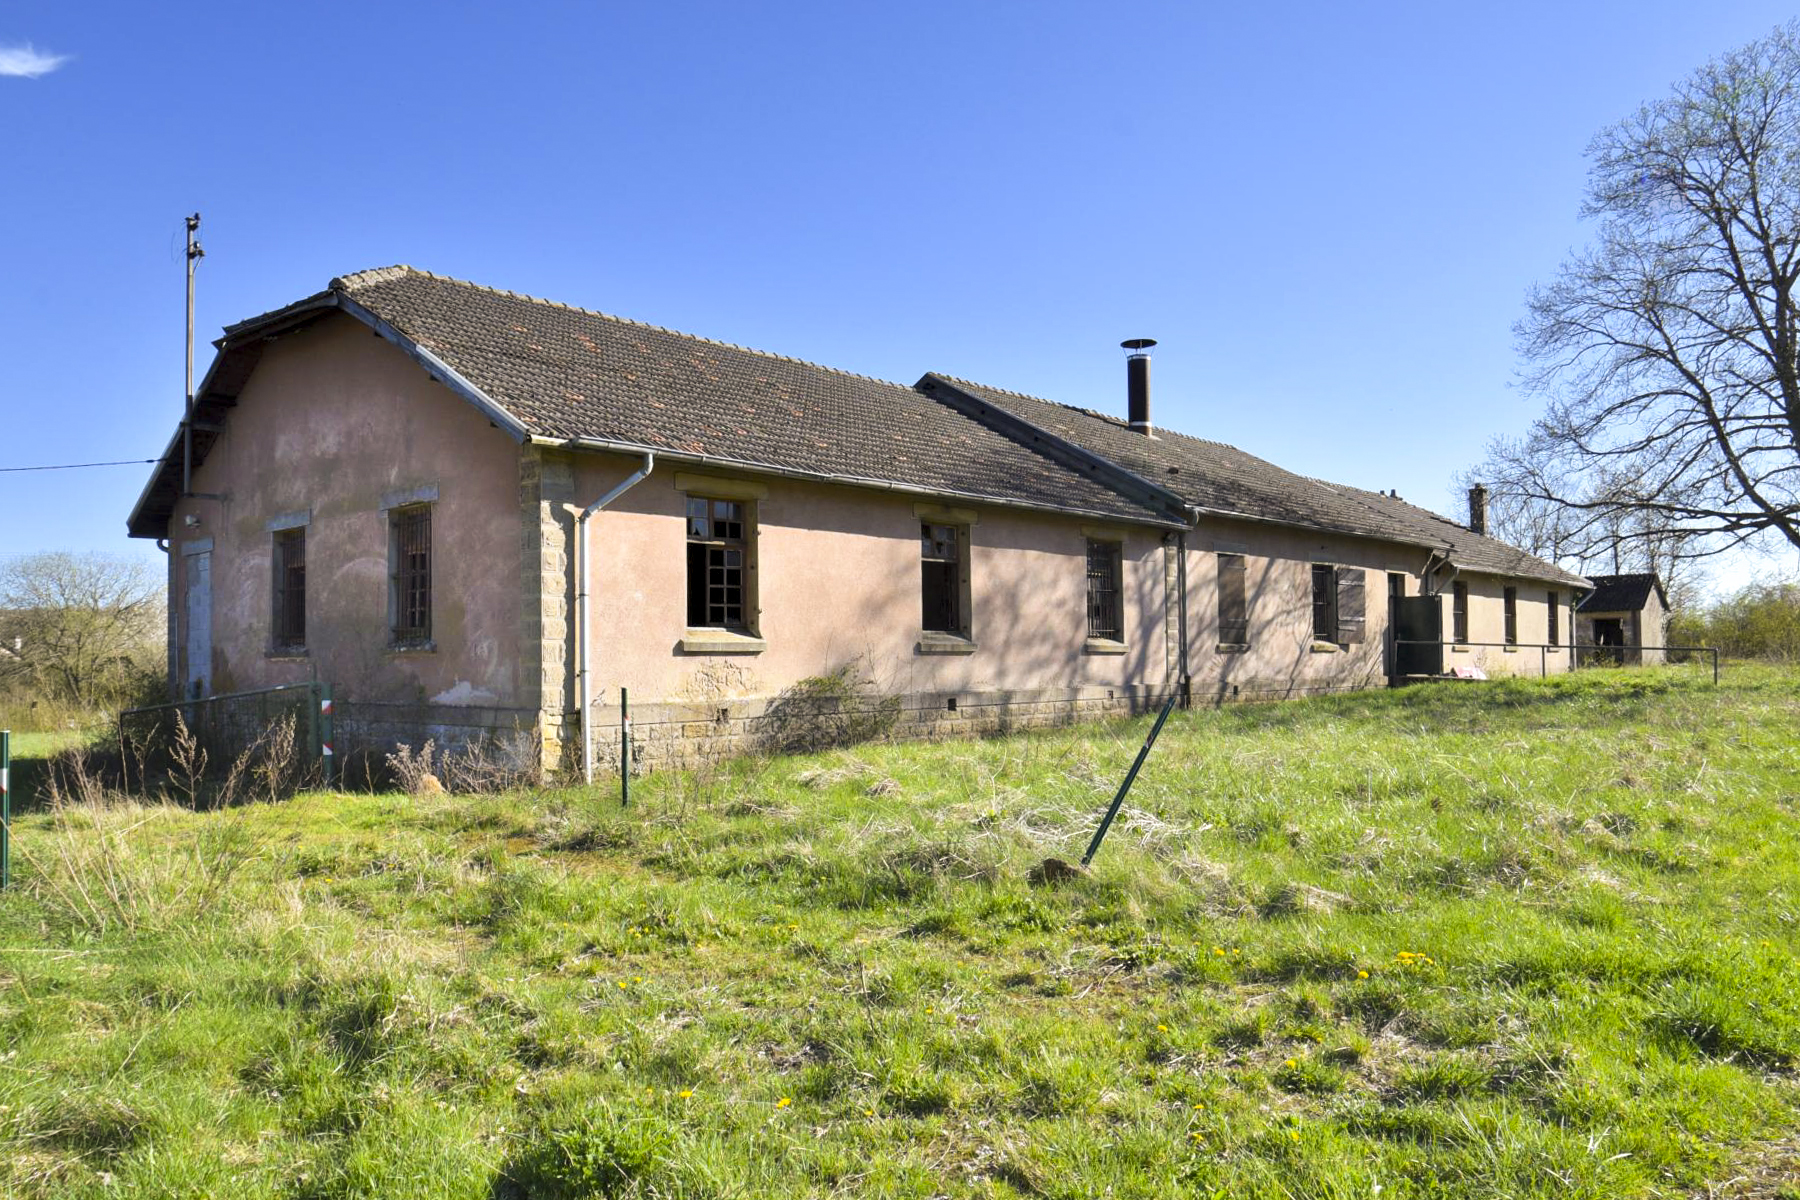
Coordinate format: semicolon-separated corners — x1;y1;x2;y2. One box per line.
1310;642;1339;654
1503;645;1519;653
1546;647;1562;654
680;629;767;655
1217;642;1249;654
918;632;977;655
1083;637;1127;656
387;641;437;655
265;647;309;660
1451;645;1471;654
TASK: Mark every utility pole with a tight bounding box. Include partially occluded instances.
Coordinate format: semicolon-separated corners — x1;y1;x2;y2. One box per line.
183;213;204;496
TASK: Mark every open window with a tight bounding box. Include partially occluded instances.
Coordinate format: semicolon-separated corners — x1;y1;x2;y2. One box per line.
686;496;751;631
1312;564;1365;645
921;522;965;635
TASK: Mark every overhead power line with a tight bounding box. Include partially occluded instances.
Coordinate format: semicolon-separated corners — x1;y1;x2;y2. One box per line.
0;458;164;474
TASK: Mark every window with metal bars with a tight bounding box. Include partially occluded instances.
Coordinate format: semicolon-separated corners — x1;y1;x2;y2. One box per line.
1547;590;1560;646
390;505;432;646
1452;581;1469;644
1504;586;1518;645
1312;564;1338;641
1217;553;1248;645
920;522;963;634
686;497;749;629
271;528;306;650
1085;540;1122;641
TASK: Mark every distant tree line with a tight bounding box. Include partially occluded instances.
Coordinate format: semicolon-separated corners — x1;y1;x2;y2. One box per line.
0;551;165;726
1669;580;1800;662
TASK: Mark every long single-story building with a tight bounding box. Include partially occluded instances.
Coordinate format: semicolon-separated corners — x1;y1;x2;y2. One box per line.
127;267;1588;772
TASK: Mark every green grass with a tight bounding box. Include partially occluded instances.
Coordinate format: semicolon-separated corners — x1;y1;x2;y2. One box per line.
2;665;1798;1198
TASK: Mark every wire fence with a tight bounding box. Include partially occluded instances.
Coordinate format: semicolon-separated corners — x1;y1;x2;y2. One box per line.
1394;640;1719;684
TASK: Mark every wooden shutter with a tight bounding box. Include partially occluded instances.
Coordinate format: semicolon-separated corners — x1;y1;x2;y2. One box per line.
1336;568;1366;644
1218;554;1248;644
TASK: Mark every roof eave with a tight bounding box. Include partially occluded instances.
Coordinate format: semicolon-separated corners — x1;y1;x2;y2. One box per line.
128;291;532;539
533;435;1186;530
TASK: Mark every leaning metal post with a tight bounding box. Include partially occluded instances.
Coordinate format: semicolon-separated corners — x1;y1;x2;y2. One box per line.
1081;689;1182;867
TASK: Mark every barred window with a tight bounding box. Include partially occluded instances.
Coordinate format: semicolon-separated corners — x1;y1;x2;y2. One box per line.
390;505;432;646
1452;581;1469;644
1312;564;1338;641
921;522;964;634
1217;553;1248;645
1085;540;1123;641
1504;586;1518;645
1547;591;1560;646
687;497;749;629
272;528;306;650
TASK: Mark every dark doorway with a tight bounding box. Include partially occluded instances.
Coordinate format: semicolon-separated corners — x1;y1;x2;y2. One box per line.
1393;595;1443;677
1591;617;1625;665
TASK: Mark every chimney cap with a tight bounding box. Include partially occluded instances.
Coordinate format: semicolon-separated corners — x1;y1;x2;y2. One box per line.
1120;338;1157;355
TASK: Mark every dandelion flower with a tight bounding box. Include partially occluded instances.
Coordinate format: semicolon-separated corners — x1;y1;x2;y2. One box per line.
1284;1058;1297;1068
1157;1024;1169;1032
776;1097;792;1109
679;1090;694;1099
1288;1129;1300;1141
1213;947;1225;957
865;1108;875;1117
1357;970;1369;979
1193;1103;1205;1110
617;981;628;989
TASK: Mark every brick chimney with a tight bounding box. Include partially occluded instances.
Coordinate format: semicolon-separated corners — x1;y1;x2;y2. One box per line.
1468;484;1489;535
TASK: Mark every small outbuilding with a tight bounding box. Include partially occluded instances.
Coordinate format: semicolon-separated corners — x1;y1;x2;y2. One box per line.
1576;573;1669;665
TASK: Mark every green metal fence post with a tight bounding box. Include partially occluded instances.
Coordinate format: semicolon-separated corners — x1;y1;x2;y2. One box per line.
620;687;631;809
318;683;335;787
1080;689;1181;867
2;730;10;890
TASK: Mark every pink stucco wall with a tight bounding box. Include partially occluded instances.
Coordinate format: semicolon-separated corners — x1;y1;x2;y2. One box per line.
572;454;1173;712
1181;518;1574;697
167;314;525;709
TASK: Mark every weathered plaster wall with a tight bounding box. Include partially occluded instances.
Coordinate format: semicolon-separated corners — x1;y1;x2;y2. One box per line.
570;454;1173;738
167;314;526;718
1181;519;1574;696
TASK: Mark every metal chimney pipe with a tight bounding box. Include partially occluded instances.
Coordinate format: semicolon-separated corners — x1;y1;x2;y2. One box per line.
1122;339;1156;435
1468;484;1489;536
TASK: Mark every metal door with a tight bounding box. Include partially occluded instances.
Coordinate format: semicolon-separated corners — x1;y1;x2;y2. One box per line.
1393;594;1442;677
185;550;211;697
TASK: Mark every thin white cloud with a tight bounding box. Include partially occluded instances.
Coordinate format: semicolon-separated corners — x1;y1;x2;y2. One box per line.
0;43;68;79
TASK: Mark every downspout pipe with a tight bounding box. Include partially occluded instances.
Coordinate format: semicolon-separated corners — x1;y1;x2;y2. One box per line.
576;453;655;785
1176;530;1190;707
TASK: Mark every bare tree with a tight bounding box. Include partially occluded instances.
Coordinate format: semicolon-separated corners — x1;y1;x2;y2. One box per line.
0;552;165;708
1455;455;1709;609
1511;23;1800;561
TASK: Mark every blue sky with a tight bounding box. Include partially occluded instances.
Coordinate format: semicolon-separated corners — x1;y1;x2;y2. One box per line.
4;1;1797;589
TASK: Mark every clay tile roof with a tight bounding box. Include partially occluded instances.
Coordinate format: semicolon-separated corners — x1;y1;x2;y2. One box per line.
329;267;1165;525
927;375;1588;588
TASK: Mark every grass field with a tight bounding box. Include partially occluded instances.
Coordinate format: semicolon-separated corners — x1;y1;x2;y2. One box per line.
1;666;1797;1198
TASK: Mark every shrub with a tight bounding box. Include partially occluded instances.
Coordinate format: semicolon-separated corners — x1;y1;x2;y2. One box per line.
755;657;901;755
